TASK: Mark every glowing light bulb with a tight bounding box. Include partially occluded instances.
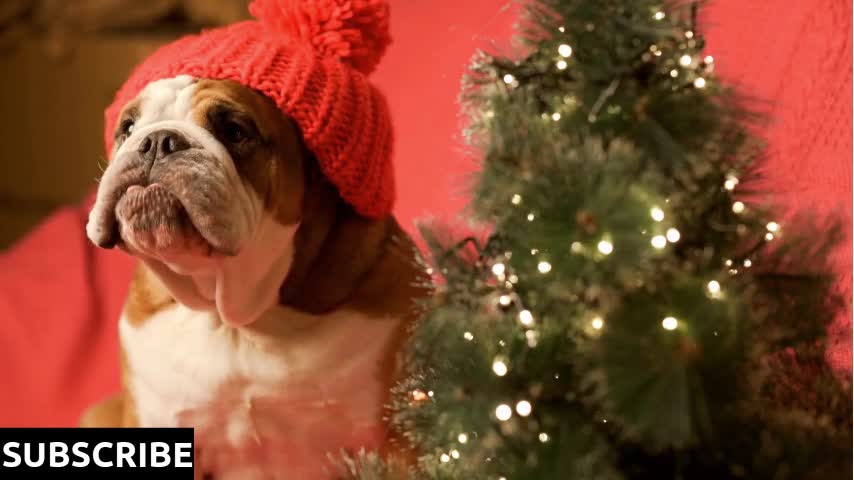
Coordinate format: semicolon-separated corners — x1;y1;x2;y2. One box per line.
654;11;665;20
450;450;460;459
766;221;780;233
598;240;614;255
670;69;679;78
743;259;752;268
492;358;508;377
495;404;512;421
498;295;512;306
539;432;550;442
591;316;604;330
662;316;679;330
511;194;522;205
650;206;665;222
458;433;468;443
724;174;739;191
685;30;694;38
515;400;532;417
707;280;722;298
518;310;534;326
527;213;535;221
694;77;706;88
704;55;714;64
525;329;538;347
651;235;667;249
538;261;552;273
558;44;573;57
765;232;774;241
732;201;745;213
491;263;506;276
666;228;681;243
502;74;515;85
551;112;562;121
556;60;568;70
440;453;450;463
680;55;692;66
463;331;474;341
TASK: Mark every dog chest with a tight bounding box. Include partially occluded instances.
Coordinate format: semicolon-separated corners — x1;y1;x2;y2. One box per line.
119;303;399;476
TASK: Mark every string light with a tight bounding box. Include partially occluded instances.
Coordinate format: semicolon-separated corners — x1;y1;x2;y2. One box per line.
558;26;565;32
651;235;667;249
654;11;665;20
502;74;515;85
598;240;614;255
440;453;451;463
666;228;681;243
492;358;509;377
724;173;739;191
766;221;780;233
725;259;733;267
707;280;722;298
538;261;552;273
412;390;427;401
679;55;693;66
662;316;679;330
670;69;679;78
743;259;752;268
765;232;774;241
556;60;568;70
428;391;434;397
650;206;665;222
704;55;714;64
552;112;562;121
694;77;706;88
527;213;535;221
498;295;512;306
591;316;604;330
558;44;573;57
463;331;474;341
732;201;745;213
450;450;460;459
458;433;468;444
538;432;550;443
516;400;532;416
495;404;513;421
525;329;538;347
685;30;694;39
519;310;534;326
511;194;522;205
508;274;519;283
492;263;506;276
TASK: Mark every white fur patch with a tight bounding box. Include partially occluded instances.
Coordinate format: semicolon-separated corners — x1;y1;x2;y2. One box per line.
121;304;398;479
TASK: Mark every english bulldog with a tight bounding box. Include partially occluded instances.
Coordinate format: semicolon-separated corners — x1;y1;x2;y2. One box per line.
81;74;428;479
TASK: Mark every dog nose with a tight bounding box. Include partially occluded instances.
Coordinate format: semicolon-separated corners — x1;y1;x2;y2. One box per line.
138;130;190;162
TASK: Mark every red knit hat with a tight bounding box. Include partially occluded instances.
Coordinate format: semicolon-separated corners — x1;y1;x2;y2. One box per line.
104;0;395;218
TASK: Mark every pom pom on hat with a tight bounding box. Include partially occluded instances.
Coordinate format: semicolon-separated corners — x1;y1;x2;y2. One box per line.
249;0;391;75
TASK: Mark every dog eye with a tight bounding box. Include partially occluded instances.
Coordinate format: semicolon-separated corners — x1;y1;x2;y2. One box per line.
223;120;248;144
121;119;135;135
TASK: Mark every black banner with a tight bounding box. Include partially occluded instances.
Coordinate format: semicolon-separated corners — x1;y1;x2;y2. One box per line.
0;428;194;479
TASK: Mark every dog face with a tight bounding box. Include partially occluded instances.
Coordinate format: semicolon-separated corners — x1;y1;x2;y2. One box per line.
87;75;310;325
88;75;305;263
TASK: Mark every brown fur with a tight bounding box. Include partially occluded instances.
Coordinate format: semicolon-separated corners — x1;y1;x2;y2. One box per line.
82;79;431;466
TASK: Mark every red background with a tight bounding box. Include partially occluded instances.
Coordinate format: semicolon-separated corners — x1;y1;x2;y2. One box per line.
0;0;850;426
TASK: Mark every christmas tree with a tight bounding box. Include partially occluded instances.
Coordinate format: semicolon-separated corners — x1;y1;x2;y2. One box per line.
341;1;852;478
